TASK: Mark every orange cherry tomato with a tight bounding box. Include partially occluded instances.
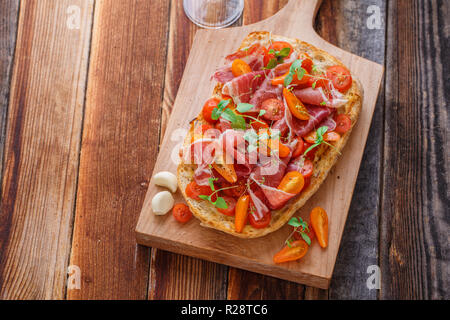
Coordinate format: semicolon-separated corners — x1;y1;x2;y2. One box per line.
310;207;329;248
202;98;220;123
283;88;310;120
326;65;352;93
231;59;252;77
248;208;271;229
172;203;193;223
235;194;250;233
334;114;352;133
272;70;310;87
269;139;291;158
304;130;341;144
250;119;269;131
264;41;294;66
261;98;285;121
185;181;213;200
217;196;237;216
291;138;305;158
273;240;309;264
299;159;314;178
277;171;305;194
212;159;237;184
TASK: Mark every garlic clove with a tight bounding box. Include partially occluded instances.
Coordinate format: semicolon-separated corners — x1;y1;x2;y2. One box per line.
153;171;178;193
151;191;174;215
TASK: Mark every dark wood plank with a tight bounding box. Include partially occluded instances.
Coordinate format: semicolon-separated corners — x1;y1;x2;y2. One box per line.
316;0;386;300
148;0;231;300
0;0;19;177
381;0;449;299
67;0;170;299
0;0;94;299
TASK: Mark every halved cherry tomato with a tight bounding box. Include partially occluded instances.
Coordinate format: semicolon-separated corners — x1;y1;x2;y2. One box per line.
261;98;285;121
334;114;352;133
283;88;310;120
172;203;192;223
304;131;341;144
250;119;269;131
202;98;220;124
272;70;310;87
185;181;213;200
303;142;317;160
326;65;352;93
278;171;305;194
264;41;294;66
273;240;309;264
217;196;237;216
231;59;252;77
235;194;250;233
269;139;291;158
291;138;305;158
222;179;247;198
293;220;315;242
310;207;329;248
248;208;271;229
299;159;314;178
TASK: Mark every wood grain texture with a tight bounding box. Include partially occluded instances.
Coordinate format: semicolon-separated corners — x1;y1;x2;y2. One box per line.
67;0;170;300
381;0;449;299
148;0;239;300
0;0;94;299
136;0;384;289
0;0;19;178
315;0;386;300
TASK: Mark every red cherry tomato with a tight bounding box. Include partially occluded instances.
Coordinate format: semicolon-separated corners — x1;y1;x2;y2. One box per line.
172;203;192;223
326;65;352;93
293;220;315;242
185;181;213;200
291;138;305;158
334;114;352;133
303;142;317;160
264;41;294;66
250;119;269;131
300;159;314;178
217;196;237;216
303;176;311;189
261;98;285;121
202;98;220;123
248;211;271;229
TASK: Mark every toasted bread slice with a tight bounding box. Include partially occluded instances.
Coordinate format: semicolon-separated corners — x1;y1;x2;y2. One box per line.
177;31;363;238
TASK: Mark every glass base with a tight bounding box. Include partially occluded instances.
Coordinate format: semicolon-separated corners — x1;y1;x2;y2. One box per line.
183;0;244;29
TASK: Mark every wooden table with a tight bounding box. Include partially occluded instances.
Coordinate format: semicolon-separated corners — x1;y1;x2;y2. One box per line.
0;0;447;300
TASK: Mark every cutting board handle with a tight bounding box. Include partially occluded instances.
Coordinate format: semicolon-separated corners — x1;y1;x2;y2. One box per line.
247;0;323;34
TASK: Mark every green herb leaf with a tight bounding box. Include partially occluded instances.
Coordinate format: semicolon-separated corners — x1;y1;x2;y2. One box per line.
198;195;209;201
288;217;302;228
300;232;311;246
236;103;254;113
278;47;291;58
286;238;293;248
258;109;266;117
265;58;278;69
320;101;327;106
208;177;217;191
214;197;228;209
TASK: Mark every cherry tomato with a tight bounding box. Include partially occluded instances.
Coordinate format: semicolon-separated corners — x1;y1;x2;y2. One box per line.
202;98;220;123
299;159;314;178
305;74;330;89
261;98;285;121
248;209;271;229
310;207;329;248
269;139;291;158
172;203;192;223
250;119;269;131
334;114;352;133
325;131;340;142
185;181;213;200
303;142;317;160
278;171;305;194
291;138;305;158
273;240;309;264
264;41;294;66
217;196;237;216
283;88;310;120
235;194;250;233
326;65;352;93
231;59;252;77
303;176;311;189
222;180;247;198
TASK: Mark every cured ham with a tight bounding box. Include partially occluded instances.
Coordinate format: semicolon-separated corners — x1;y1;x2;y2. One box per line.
287;105;333;137
250;172;295;210
293;86;347;108
222;71;266;105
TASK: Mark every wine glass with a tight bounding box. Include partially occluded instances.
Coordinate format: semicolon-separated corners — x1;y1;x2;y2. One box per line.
183;0;244;29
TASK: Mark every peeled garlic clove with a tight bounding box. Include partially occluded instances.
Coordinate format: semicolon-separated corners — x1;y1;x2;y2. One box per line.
153;171;178;193
151;191;174;215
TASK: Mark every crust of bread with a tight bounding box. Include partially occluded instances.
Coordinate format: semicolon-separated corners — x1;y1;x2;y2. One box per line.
177;31;363;238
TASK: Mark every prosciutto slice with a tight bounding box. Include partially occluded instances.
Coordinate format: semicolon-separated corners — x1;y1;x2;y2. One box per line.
250;172;295;210
293;86;347;108
214;50;265;84
222;71;266;105
287;105;333;137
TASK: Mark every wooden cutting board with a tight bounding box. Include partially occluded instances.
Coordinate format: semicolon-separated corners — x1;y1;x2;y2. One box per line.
136;0;383;289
